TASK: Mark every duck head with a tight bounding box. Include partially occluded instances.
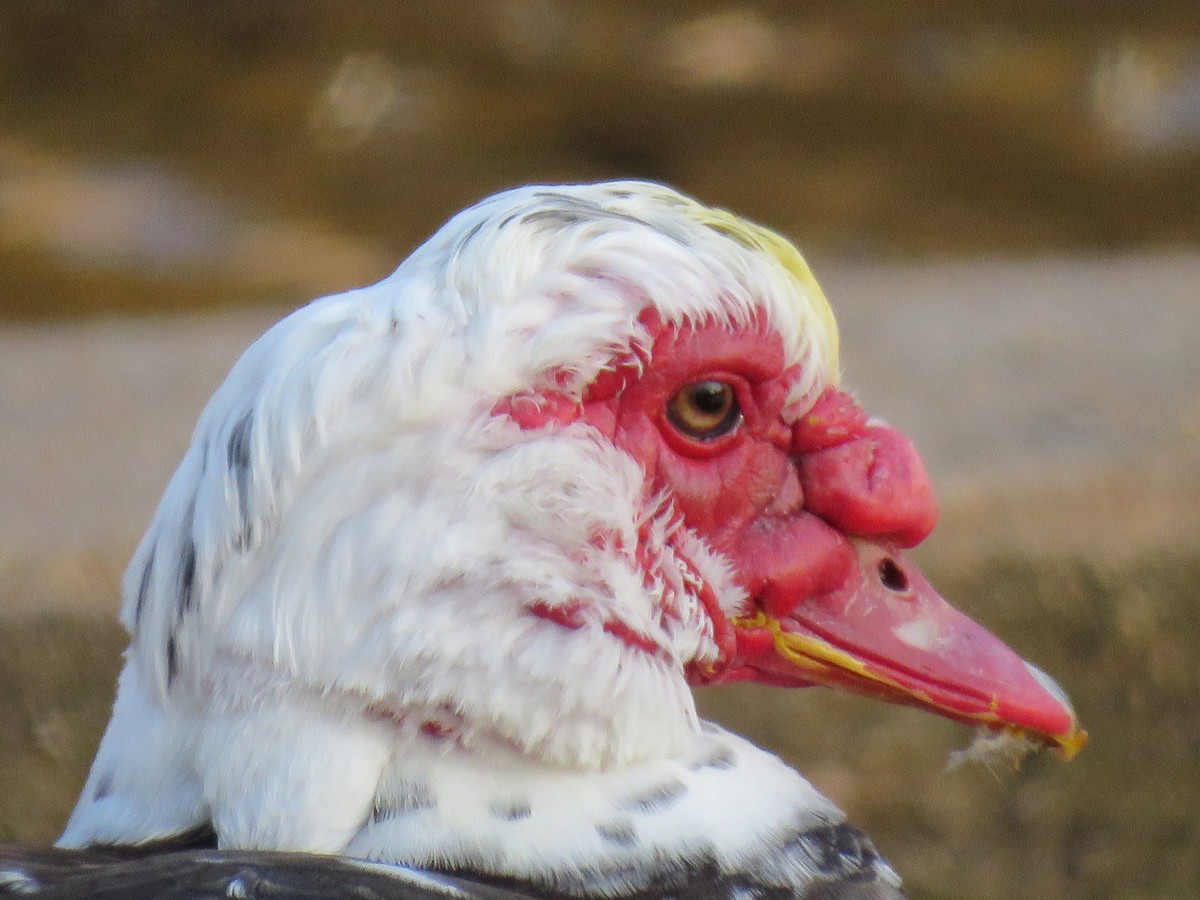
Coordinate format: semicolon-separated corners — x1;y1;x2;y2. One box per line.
124;182;1084;773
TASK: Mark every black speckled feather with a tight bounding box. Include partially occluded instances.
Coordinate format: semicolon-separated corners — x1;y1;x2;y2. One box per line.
0;836;904;900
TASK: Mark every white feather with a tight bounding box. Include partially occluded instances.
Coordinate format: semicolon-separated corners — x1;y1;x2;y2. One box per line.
59;181;870;891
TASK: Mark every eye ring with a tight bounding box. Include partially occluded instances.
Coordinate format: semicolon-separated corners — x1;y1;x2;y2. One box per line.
666;380;742;440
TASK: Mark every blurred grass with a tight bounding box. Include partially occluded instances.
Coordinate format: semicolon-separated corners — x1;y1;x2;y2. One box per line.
0;614;124;845
2;549;1197;898
2;3;1200;320
0;245;273;322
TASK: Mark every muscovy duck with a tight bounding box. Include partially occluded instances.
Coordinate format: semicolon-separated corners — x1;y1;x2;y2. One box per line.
5;182;1085;899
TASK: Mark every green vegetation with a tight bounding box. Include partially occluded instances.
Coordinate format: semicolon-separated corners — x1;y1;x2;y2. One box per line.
2;550;1197;898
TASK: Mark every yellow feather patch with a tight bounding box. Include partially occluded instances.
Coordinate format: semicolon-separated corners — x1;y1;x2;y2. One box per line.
690;206;840;378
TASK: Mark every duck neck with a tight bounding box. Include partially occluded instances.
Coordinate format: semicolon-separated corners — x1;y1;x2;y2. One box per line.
345;720;894;897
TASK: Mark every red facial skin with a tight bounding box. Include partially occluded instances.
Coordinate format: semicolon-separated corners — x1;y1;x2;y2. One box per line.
579;317;936;627
492;316;1084;754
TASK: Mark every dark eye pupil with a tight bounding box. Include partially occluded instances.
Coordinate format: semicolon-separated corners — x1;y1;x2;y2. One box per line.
691;383;728;413
666;380;742;440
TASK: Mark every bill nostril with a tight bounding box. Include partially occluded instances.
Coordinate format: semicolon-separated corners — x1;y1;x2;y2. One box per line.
877;557;909;593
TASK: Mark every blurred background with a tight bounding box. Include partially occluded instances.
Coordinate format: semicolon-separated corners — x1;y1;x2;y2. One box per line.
1;3;1198;898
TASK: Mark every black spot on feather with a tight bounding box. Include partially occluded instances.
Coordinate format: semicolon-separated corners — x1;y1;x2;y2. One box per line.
488;799;532;822
178;537;196;615
687;740;736;771
457;218;485;251
525;191;653;231
520;208;587;228
522;205;653;235
621;777;687;813
371;779;437;821
227;410;252;479
92;773;113;801
227;410;254;549
165;634;177;687
595;819;638;847
133;547;155;626
533;191;605;210
704;219;761;251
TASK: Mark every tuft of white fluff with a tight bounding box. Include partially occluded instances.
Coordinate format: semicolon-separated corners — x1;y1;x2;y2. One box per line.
946;728;1042;774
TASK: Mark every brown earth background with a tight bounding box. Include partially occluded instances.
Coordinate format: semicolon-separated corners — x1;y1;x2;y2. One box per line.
1;4;1199;899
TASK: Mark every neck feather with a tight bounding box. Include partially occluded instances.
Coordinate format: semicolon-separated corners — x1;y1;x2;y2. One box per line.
346;721;860;895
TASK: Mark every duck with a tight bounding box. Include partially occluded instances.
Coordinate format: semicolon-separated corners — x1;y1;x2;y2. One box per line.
3;181;1085;899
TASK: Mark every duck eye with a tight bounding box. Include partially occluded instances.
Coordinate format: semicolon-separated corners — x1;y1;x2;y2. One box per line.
666;380;742;440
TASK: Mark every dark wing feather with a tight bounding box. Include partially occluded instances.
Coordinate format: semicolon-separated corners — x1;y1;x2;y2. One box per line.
0;845;535;900
1;822;906;899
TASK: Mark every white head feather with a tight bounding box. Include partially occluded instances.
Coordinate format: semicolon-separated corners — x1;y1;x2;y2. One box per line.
122;181;840;769
60;183;904;900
